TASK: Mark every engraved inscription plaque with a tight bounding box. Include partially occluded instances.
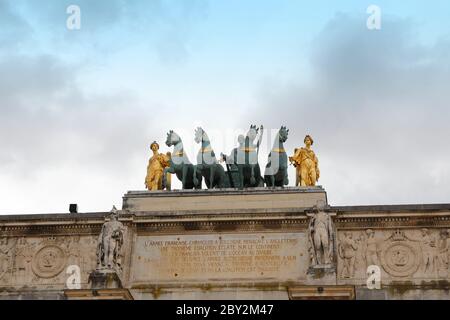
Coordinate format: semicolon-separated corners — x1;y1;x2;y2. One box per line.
132;233;308;283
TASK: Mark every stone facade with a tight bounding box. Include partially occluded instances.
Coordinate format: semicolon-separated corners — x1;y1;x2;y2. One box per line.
1;187;450;300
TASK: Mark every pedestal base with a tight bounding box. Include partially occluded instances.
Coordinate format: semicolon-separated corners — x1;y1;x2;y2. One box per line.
64;289;133;300
306;265;337;285
89;269;123;289
123;186;327;213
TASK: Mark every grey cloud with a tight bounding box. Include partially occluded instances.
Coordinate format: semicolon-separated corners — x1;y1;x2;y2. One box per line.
0;0;212;213
248;14;450;205
4;0;209;64
0;53;156;181
0;51;161;214
0;0;33;50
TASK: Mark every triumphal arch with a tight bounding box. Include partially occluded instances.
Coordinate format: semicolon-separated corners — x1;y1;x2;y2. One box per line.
1;127;450;300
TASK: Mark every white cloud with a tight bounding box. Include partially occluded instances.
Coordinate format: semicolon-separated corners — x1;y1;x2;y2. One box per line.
247;14;450;205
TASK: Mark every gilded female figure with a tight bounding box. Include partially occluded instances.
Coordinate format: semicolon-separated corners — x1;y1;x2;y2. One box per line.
145;141;171;191
289;135;320;186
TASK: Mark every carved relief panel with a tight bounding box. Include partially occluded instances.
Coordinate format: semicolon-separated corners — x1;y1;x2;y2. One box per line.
337;228;450;284
0;235;97;289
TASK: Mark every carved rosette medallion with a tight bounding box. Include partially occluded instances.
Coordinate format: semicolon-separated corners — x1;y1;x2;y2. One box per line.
381;242;420;277
32;245;67;278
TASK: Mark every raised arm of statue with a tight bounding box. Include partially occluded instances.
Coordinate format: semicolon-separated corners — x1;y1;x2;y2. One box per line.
256;125;264;151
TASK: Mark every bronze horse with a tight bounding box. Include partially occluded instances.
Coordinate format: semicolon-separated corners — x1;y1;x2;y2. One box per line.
264;126;289;187
193;127;229;188
163;130;201;189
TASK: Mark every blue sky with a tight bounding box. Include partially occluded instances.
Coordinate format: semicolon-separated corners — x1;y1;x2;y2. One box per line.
1;0;450;214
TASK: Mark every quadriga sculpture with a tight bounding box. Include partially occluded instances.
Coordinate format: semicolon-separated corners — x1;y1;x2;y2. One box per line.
264;126;289;187
163;130;201;189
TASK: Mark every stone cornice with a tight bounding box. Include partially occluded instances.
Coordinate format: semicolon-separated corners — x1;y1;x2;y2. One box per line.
1;202;450;235
2;203;449;222
124;186;326;199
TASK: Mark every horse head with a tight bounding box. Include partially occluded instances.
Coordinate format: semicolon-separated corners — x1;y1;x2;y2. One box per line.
166;130;181;147
278;126;289;143
194;127;208;144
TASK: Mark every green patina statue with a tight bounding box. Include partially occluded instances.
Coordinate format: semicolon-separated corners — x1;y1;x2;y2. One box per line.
220;134;244;188
222;125;265;189
163;130;201;189
264;126;289;187
193;127;229;189
162;125;293;190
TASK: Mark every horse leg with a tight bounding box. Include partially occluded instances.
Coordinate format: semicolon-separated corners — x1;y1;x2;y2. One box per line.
181;166;188;189
283;168;289;186
193;165;200;187
196;166;203;189
162;167;171;189
217;167;224;188
238;166;244;189
250;165;256;186
209;166;216;188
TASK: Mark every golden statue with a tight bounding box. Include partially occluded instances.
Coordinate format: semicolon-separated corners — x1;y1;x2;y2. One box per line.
289;135;320;186
145;141;171;191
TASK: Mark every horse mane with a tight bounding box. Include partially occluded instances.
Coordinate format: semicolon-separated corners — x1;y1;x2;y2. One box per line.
196;127;210;143
167;130;181;143
195;127;202;135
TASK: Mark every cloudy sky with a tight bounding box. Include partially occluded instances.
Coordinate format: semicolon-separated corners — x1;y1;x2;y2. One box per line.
1;0;449;214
